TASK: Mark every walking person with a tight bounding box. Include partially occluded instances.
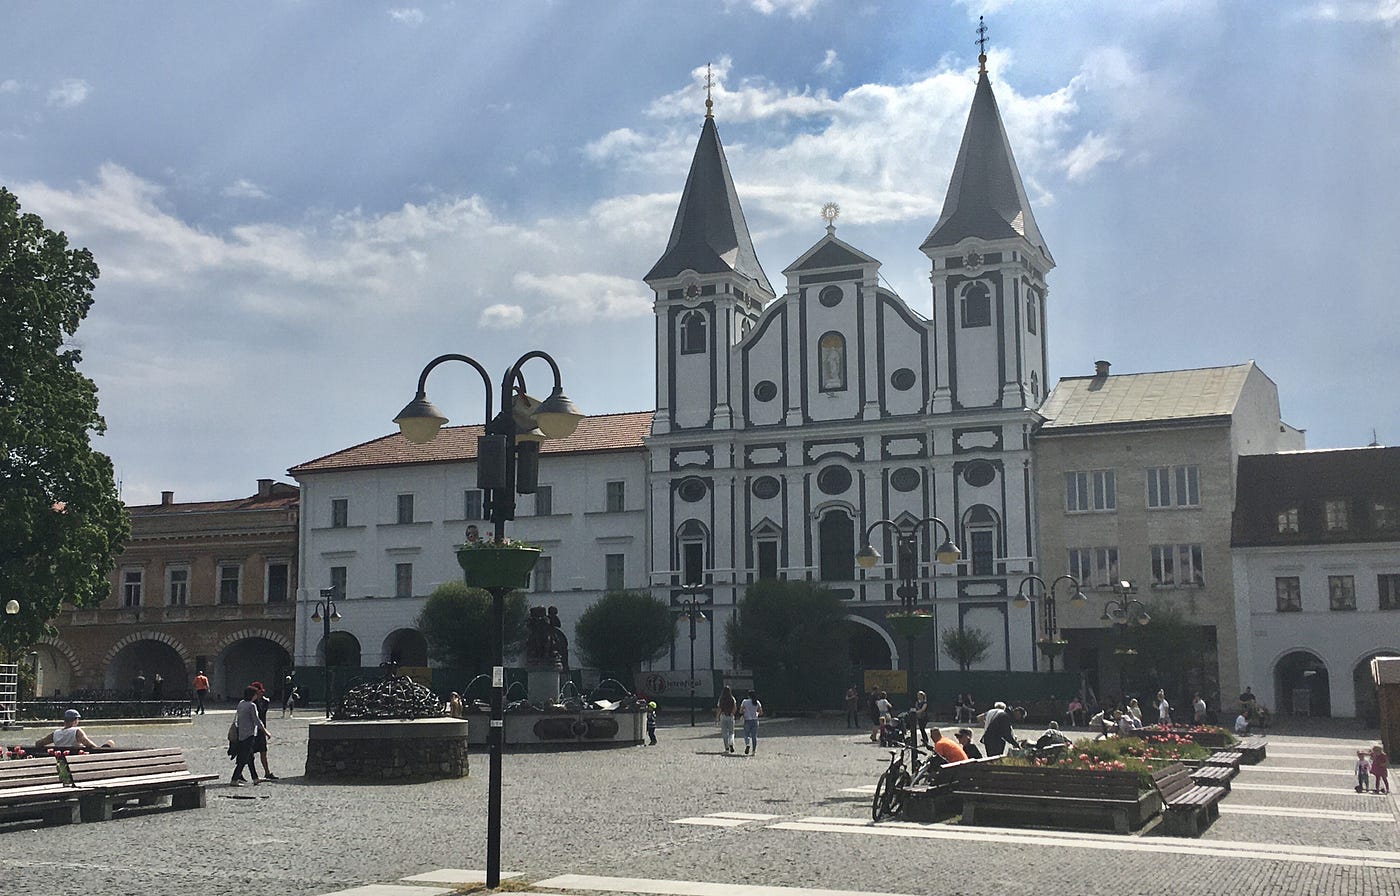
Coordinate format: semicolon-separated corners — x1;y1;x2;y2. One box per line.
740;689;763;755
283;686;301;717
717;685;738;753
1193;692;1207;725
251;682;278;780
866;686;881;742
1372;744;1390;794
1156;689;1171;726
231;686;269;786
646;701;658;746
1356;750;1372;793
843;684;859;729
152;672;164;700
911;690;930;747
192;670;209;715
875;690;895;746
133;669;146;700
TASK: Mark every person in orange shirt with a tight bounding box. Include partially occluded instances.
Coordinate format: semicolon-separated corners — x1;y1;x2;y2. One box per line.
192;671;210;715
930;727;968;763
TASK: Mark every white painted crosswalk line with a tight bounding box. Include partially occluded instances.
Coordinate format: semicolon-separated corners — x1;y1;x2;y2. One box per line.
1220;805;1392;821
1237;765;1352;776
400;870;524;885
840;784;876;794
672;811;784;827
533;873;919;896
1232;782;1373;794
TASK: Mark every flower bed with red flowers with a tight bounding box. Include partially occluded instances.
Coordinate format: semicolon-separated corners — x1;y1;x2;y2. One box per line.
1003;732;1214;789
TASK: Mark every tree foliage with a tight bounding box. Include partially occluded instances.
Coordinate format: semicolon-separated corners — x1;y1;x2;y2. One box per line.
941;626;992;672
574;590;674;686
1117;601;1205;701
725;579;848;676
0;187;128;653
414;581;528;673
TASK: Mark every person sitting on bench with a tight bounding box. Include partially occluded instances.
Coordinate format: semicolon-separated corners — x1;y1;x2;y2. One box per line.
1035;720;1072;750
35;709;115;752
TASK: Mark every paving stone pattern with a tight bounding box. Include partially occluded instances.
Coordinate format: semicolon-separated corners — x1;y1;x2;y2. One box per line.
0;713;1396;896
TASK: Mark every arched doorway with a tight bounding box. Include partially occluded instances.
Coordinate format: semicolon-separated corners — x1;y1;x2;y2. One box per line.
105;639;187;698
322;631;362;669
218;637;292;704
1353;653;1398;724
382;628;428;667
32;644;75;698
1274;650;1330;718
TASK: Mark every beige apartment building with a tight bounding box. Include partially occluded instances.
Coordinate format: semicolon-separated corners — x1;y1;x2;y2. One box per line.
1032;361;1303;715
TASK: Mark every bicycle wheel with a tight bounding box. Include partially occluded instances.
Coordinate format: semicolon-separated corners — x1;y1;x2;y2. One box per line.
872;770;895;821
886;770;911;818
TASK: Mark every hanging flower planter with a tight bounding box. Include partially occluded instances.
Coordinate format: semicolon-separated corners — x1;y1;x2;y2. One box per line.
1036;638;1070;661
456;542;541;591
886;610;935;639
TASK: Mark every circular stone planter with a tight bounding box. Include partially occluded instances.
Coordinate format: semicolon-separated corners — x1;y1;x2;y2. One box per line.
306;717;469;781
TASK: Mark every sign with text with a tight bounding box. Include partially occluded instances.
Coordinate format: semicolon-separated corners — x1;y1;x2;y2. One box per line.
641;670;714;699
865;669;908;694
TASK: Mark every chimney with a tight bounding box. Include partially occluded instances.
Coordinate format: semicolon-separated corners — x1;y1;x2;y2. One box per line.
258;478;274;498
1094;360;1111;378
161;491;174;506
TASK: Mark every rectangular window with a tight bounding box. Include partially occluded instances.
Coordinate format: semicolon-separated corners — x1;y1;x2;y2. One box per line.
1276;508;1300;534
606;481;626;513
218;564;241;605
396;493;415;524
1065;472;1089;512
1147;466;1200;508
1026;297;1037;334
167;567;189;606
1329;575;1356;610
395;563;413;599
756;541;779;581
122;569;143;608
682;542;705;586
1325;499;1350;532
1067;470;1116;511
266;562;289;603
329;566;347;600
1375;501;1399;531
533;556;552;593
534;485;553;516
1152;544;1203;586
1275;576;1302;612
1380;574;1400;611
331;498;349;528
464;489;484;520
970;530;995;577
1068;547;1118;587
605;553;625;592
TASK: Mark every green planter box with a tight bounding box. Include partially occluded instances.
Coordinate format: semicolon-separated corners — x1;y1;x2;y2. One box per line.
886;613;934;639
456;546;541;591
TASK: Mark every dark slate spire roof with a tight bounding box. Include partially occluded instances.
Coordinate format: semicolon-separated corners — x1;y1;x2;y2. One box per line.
646;116;774;296
921;68;1052;264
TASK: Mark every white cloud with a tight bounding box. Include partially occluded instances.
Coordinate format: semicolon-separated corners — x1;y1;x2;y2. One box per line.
646;59;837;123
512;271;652;321
817;49;841;75
47;78;90;108
388;7;426;25
1062;132;1122;181
1302;0;1400;24
0;79;20;94
740;0;822;17
222;179;269;200
479;303;525;328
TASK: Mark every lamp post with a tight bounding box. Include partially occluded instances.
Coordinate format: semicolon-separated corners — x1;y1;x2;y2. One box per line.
1;600;19;730
1101;580;1150;699
311;588;341;718
856;518;960;689
674;583;710;728
1014;574;1086;673
393;349;582;890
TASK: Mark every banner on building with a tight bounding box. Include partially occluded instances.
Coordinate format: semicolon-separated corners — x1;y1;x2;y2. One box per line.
640;669;714;700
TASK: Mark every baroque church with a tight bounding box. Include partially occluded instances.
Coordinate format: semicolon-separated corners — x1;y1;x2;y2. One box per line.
646;50;1052;675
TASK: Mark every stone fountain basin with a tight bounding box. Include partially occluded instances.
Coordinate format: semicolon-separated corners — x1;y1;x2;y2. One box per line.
465;709;645;749
306;717;469;781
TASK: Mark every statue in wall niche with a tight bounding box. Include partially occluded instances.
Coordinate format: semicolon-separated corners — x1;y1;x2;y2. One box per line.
526;606;554;666
548;606;570;670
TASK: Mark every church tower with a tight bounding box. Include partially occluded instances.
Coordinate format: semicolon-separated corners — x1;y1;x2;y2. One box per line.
921;46;1053;415
645;91;775;436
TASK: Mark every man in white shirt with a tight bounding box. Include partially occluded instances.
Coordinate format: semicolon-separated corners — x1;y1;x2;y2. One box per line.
35;708;114;752
739;690;763;755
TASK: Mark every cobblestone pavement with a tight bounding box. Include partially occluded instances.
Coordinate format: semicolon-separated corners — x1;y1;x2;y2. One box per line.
2;713;1397;896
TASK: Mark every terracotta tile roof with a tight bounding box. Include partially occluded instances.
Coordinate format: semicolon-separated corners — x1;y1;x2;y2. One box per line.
289;410;654;476
129;483;300;515
1039;362;1256;431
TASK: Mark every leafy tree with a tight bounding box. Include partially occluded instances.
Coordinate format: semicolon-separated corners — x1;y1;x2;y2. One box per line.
941;626;992;672
415;581;528;673
728;576;845;683
0;187;128;657
1117;601;1204;703
574;590;673;686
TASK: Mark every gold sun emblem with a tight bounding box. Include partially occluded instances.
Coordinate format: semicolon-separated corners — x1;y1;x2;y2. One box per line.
821;202;840;226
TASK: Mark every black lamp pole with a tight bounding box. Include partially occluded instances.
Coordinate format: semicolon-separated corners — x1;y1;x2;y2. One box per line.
1102;581;1150;699
393;349;581;891
856;518;960;687
675;584;710;728
1015;574;1085;673
312;589;340;718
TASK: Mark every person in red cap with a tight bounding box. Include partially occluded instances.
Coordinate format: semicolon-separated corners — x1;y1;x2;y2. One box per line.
250;682;277;780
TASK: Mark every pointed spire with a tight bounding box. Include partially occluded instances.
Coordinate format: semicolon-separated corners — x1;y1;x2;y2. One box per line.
921;25;1053;265
645;99;773;295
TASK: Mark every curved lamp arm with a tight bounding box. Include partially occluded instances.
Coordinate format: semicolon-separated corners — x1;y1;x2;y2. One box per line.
504;350;583;440
393;353;495;444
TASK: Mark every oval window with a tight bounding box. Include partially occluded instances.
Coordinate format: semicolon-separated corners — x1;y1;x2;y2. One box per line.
753;380;778;402
962;461;996;488
751;476;781;500
818;285;843;307
891;468;921;493
890;368;917;391
677;477;707;503
817;465;853;496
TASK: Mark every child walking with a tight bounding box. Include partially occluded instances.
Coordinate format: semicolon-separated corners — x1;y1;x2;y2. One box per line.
1356;749;1371;793
1372;744;1390;794
646;701;658;746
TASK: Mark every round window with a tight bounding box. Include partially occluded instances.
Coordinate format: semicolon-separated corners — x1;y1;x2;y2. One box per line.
962;461;996;488
818;285;843;308
753;380;778;402
891;467;921;493
677;477;707;503
890;368;917;391
817;465;853;495
751;476;781;500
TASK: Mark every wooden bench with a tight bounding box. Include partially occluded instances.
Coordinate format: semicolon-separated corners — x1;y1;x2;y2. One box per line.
1188;763;1236;790
1203;750;1243;769
954;764;1158;834
1152;763;1226;837
902;755;1000;822
1235;736;1267;764
62;748;216;822
0;755;81;828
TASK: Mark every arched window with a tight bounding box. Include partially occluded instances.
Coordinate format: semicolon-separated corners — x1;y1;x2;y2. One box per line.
962;505;1001;576
680;311;707;355
818;509;854;582
960;282;991;328
677;519;709;585
818;331;847;392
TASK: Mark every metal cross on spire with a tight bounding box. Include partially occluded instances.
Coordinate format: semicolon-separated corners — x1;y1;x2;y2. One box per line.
977;16;988;73
705;63;714;119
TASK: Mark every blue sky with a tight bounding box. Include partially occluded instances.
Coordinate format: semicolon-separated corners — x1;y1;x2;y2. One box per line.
3;1;1397;504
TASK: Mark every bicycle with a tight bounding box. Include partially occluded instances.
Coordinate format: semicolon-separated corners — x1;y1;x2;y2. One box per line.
871;732;943;821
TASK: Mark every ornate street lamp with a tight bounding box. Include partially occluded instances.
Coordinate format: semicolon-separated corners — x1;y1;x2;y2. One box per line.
1101;580;1150;700
674;582;710;728
1014;574;1086;672
393;349;582;890
1;599;19;730
311;588;342;718
856;518;959;688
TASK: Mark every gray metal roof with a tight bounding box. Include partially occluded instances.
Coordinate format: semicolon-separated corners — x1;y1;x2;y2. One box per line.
1039;362;1258;430
921;70;1051;264
645;116;773;295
